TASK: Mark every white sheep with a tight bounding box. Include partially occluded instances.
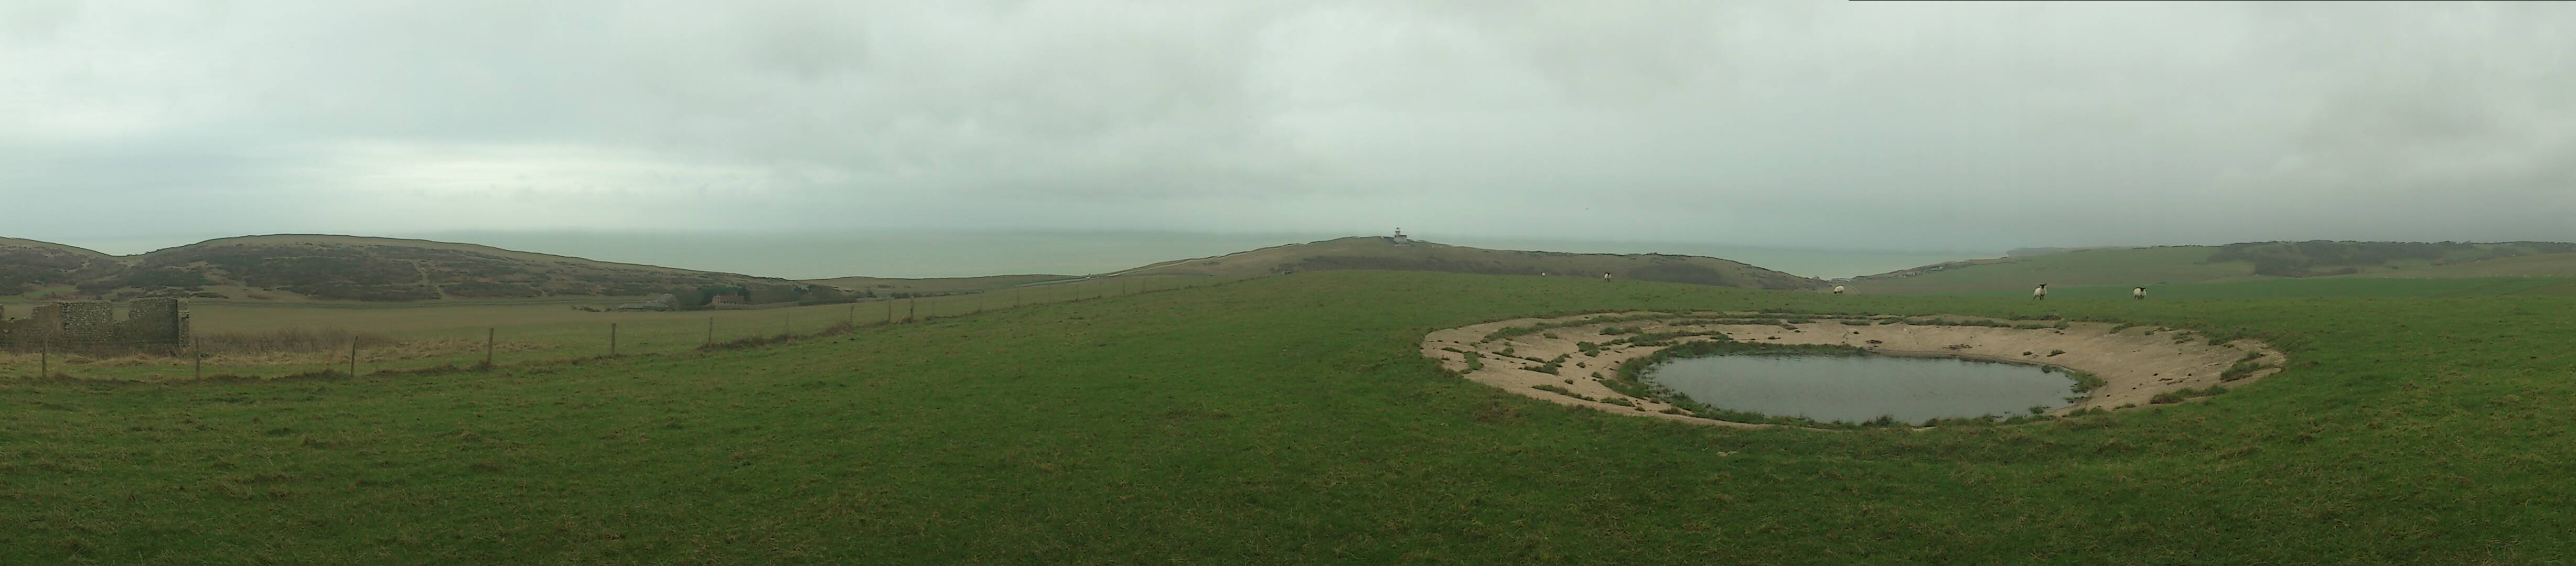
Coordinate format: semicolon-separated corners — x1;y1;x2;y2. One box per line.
2032;284;2048;301
2133;287;2146;300
1832;285;1846;295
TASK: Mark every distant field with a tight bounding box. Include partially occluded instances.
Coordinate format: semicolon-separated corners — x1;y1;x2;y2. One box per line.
0;276;1239;382
2351;252;2576;278
1115;236;1823;290
1947;276;2576;300
1856;242;2576;295
797;274;1078;295
1851;246;2256;293
5;270;2572;563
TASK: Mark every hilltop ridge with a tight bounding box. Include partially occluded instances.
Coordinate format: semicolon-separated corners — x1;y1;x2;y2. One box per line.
1104;235;1825;290
0;234;823;302
3;233;1833;302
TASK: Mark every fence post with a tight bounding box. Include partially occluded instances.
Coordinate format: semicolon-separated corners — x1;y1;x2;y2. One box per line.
885;299;895;324
609;323;618;357
194;338;202;379
40;335;48;378
705;318;714;348
848;302;856;325
906;298;916;322
348;339;359;377
485;328;495;369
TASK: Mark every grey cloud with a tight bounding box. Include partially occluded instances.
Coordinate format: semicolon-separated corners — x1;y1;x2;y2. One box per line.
5;1;2574;252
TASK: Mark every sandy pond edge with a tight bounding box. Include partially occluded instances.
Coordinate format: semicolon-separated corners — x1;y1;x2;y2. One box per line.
1419;312;2285;429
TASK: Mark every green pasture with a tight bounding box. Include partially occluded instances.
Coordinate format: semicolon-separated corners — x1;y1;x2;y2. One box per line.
0;276;1238;382
1944;276;2576;300
5;271;2574;563
1853;246;2252;293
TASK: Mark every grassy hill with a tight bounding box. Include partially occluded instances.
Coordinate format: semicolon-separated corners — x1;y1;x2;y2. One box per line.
1108;235;1824;290
4;233;1820;303
5;271;2573;563
1852;240;2576;294
798;274;1080;296
2;235;1093;304
1;234;823;302
0;237;117;299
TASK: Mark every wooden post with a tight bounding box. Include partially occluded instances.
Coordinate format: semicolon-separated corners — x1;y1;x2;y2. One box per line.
485;328;496;369
609;323;618;357
348;339;359;377
906;298;916;322
848;302;856;325
885;298;895;324
39;335;48;378
705;318;715;347
193;338;202;379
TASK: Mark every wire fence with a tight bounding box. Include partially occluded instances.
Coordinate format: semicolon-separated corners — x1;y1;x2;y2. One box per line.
0;275;1259;383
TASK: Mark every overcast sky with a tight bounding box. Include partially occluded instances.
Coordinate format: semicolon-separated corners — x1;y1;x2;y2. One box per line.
7;1;2574;255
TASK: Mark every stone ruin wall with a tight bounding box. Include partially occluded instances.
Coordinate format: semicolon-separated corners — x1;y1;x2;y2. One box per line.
0;299;191;351
120;298;191;347
56;301;115;344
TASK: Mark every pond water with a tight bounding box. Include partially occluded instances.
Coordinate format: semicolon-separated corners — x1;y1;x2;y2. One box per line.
1645;354;2078;423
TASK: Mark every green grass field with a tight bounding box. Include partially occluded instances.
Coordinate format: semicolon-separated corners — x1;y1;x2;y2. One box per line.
1851;246;2255;293
795;274;1082;296
1955;276;2576;300
2354;252;2576;278
1852;243;2576;297
6;271;2574;563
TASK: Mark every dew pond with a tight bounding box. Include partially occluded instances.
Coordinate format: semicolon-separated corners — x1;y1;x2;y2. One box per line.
1645;354;2080;423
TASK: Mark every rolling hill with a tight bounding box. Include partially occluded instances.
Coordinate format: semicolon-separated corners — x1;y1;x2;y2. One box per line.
0;237;119;298
1103;235;1826;290
1850;240;2576;294
0;235;826;302
796;274;1080;296
2;233;1826;303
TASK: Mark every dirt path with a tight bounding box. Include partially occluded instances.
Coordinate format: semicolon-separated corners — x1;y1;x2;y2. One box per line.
1420;312;2284;428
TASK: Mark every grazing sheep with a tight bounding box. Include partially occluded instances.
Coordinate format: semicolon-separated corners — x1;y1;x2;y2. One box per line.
1602;272;1613;281
1832;285;1847;295
2032;284;2048;301
2133;287;2147;300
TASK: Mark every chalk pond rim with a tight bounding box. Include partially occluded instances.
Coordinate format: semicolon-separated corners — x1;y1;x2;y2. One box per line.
1421;311;2286;429
1644;353;2082;424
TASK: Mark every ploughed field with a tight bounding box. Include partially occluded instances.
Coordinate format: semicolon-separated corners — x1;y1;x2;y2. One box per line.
5;271;2572;564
